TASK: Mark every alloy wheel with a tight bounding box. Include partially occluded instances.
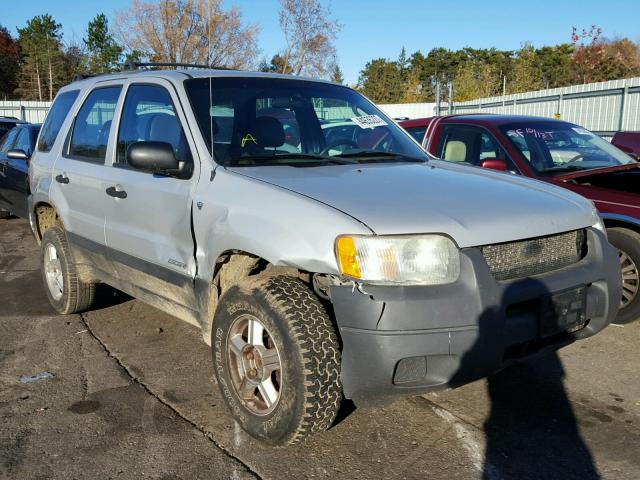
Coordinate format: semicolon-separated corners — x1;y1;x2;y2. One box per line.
226;314;283;416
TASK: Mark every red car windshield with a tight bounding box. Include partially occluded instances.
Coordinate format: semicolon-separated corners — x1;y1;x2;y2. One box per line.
500;122;636;175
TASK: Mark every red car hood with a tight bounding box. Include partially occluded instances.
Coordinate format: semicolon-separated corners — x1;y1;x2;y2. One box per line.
553;162;640;180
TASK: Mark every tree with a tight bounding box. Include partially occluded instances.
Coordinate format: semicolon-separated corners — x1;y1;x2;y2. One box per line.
62;41;89;82
508;43;544;93
259;54;294;74
536;44;576;88
16;14;65;101
357;58;402;103
84;13;123;73
278;0;340;78
571;25;607;84
0;25;20;99
330;64;344;84
115;0;259;69
453;61;500;101
601;38;640;80
399;65;427;103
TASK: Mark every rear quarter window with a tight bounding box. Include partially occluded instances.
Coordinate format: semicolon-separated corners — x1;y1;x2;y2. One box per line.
37;90;80;153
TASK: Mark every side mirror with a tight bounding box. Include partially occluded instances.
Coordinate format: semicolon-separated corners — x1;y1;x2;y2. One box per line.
127;141;180;173
480;158;507;171
7;149;30;161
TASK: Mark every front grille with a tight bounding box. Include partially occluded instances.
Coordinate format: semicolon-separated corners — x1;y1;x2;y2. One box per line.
481;230;586;281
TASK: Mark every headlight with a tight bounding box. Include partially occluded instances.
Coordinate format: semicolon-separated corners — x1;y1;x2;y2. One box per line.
589;203;607;238
335;234;460;285
592;216;607;237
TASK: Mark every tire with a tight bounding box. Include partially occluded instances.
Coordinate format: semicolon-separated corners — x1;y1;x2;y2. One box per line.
607;228;640;324
212;275;342;445
40;226;95;314
0;209;10;219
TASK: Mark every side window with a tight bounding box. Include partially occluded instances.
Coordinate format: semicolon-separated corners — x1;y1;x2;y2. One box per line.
116;84;192;166
15;129;32;155
479;132;499;160
438;125;509;167
0;128;19;153
68;86;121;162
438;126;473;163
406;126;427;144
37;90;79;152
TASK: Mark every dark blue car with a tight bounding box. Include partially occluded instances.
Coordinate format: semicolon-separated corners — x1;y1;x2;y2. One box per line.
0;123;41;219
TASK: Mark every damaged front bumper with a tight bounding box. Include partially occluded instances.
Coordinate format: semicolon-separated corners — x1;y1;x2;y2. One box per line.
330;228;621;407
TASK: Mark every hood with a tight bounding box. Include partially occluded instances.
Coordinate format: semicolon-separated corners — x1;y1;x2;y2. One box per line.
553;162;640;181
227;160;598;248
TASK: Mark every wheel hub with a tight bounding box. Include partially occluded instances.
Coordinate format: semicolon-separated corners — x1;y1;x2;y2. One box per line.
226;314;282;416
619;250;639;308
44;243;64;302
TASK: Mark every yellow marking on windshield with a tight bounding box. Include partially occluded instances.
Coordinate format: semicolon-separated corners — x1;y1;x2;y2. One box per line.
241;134;257;147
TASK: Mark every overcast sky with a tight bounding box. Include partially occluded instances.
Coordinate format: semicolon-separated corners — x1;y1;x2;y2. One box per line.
4;0;639;85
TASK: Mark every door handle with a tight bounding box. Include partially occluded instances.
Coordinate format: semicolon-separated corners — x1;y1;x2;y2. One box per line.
106;186;127;199
55;174;69;184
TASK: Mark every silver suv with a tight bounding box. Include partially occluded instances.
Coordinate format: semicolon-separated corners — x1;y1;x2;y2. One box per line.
29;66;620;445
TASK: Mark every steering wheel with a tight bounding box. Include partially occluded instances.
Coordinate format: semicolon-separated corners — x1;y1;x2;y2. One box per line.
320;139;358;156
566;153;585;164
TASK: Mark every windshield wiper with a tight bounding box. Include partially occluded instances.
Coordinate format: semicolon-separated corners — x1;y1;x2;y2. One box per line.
227;153;357;166
333;150;427;163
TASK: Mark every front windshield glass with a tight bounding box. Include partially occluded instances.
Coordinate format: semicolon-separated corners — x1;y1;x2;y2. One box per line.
185;77;427;166
500;122;635;175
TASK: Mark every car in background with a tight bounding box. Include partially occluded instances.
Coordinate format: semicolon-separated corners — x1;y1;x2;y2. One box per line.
612;131;640;160
400;114;640;324
0;117;26;142
0;123;41;219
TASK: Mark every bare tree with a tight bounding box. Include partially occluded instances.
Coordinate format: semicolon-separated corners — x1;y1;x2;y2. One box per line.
278;0;340;78
114;0;259;69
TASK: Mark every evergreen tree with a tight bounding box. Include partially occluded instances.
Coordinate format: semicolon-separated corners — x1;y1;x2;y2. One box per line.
16;14;65;101
84;13;123;73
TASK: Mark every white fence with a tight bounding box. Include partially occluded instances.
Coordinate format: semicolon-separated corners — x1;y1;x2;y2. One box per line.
0;100;51;123
378;102;437;119
437;77;640;139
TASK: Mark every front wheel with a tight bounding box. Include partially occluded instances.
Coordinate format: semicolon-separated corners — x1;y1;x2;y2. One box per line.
212;275;342;445
608;228;640;324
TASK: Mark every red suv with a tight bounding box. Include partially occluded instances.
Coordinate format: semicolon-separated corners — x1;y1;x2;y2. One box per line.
401;114;640;323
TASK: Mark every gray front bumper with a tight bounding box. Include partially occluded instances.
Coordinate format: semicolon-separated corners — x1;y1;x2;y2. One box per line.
330;228;621;407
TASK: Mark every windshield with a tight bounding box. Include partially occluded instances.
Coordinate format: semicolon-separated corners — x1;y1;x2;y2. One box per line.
500;122;635;175
184;77;427;166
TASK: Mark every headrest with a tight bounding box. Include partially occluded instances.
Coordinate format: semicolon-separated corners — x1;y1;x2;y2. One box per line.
148;113;180;147
252;116;285;148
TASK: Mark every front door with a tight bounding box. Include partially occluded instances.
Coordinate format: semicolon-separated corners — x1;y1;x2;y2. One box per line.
102;80;199;306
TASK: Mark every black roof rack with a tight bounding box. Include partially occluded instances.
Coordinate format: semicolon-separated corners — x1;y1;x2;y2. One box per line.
125;61;235;71
70;62;236;83
72;73;100;82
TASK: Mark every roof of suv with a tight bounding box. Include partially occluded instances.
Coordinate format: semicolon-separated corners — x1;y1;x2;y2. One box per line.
66;68;338;90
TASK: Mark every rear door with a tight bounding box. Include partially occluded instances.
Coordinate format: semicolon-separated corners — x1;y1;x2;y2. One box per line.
51;83;123;275
102;79;199;305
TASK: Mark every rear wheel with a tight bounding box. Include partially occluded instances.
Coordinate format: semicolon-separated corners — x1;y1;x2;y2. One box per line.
40;226;95;314
212;275;341;445
607;228;640;324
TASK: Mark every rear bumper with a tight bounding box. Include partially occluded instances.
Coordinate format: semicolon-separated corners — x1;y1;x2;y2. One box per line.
330;228;621;407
